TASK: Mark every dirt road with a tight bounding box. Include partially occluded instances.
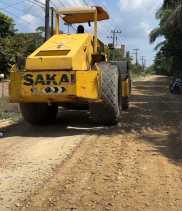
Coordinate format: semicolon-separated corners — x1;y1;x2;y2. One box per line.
1;76;182;211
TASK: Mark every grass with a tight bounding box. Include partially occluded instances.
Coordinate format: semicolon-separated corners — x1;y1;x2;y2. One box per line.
0;97;21;122
0;111;21;122
131;70;154;81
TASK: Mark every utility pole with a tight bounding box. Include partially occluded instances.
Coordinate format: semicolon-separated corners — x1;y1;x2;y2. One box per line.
45;0;50;41
107;29;122;61
107;30;122;48
116;36;118;47
111;29;122;48
133;48;140;66
141;56;146;71
144;58;147;69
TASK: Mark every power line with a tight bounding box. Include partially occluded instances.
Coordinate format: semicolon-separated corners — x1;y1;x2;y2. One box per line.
59;0;66;7
0;0;108;38
31;0;45;7
52;0;65;7
0;0;25;10
0;7;36;26
82;0;89;6
0;0;45;27
23;3;34;14
24;0;45;9
1;2;44;22
49;0;57;8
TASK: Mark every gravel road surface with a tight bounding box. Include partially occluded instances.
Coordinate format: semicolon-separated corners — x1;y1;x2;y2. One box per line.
0;76;182;211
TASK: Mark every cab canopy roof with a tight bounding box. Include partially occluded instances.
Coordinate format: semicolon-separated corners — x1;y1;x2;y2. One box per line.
57;6;109;24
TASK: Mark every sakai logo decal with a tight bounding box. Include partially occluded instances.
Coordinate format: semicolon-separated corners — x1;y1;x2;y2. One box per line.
23;73;75;86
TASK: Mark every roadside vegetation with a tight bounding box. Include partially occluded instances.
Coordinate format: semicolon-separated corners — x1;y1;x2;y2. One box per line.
150;0;182;78
0;96;21;122
0;11;44;78
108;48;151;81
130;65;154;81
0;11;44;122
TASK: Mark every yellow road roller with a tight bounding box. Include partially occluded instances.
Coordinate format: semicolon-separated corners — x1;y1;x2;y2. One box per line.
9;6;131;125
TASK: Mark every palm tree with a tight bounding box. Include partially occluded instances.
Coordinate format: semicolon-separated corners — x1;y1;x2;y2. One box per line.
150;0;182;43
166;3;182;30
150;0;182;77
149;0;176;43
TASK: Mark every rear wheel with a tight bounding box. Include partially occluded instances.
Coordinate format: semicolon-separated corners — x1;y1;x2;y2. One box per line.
20;103;58;125
111;61;131;110
90;63;121;125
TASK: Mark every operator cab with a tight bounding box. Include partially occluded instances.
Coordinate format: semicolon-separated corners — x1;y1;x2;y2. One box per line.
55;6;109;54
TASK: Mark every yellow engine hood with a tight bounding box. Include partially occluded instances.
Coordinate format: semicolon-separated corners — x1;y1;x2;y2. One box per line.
26;33;94;71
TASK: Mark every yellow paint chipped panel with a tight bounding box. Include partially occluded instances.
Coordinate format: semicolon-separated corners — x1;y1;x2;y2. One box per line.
76;71;100;100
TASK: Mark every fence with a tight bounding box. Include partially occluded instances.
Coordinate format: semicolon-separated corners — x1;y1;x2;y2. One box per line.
0;80;9;98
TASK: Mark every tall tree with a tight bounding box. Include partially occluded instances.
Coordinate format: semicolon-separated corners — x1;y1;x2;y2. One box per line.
0;11;16;38
0;12;43;76
150;0;182;77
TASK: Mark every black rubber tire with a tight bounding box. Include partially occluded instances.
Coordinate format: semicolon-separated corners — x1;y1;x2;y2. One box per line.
90;62;120;125
110;60;131;110
110;61;128;80
173;86;181;95
20;103;58;125
128;75;132;95
122;96;129;110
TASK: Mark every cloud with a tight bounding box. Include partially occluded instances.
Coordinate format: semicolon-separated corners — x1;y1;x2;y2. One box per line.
21;14;35;23
140;21;152;35
20;14;39;31
119;0;162;11
120;0;151;10
51;0;84;7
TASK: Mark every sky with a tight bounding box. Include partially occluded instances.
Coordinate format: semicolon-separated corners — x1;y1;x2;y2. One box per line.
0;0;163;66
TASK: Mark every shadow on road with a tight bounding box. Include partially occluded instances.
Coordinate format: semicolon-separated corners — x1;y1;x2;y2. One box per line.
1;109;122;138
124;76;182;164
1;76;182;164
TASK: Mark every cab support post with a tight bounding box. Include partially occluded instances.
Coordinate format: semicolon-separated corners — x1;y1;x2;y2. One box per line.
94;8;98;54
55;13;60;34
